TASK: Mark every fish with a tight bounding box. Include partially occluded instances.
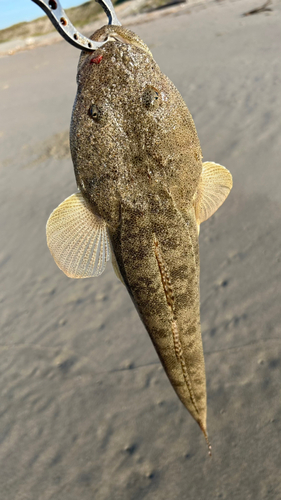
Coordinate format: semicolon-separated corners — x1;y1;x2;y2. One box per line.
46;25;232;451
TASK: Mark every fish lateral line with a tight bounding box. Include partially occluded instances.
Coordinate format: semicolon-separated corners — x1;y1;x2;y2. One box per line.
154;237;174;312
153;235;200;419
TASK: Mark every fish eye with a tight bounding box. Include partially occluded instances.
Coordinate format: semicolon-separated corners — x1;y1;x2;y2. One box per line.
142;86;161;108
89;104;103;122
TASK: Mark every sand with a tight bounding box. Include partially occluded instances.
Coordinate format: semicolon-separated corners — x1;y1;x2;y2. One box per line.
0;0;281;498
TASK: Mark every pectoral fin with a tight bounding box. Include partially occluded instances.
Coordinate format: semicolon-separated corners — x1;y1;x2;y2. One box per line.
194;161;233;225
46;193;110;278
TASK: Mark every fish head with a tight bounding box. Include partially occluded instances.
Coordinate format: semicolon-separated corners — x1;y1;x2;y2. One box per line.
70;26;202;226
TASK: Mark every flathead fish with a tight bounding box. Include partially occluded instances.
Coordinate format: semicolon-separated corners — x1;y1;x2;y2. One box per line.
46;26;232;451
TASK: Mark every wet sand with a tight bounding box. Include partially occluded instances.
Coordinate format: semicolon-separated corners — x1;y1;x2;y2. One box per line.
0;0;281;498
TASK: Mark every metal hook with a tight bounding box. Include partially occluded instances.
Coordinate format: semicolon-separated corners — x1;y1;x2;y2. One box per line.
31;0;122;51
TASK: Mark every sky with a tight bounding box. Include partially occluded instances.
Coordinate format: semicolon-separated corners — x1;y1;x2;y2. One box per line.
0;0;86;30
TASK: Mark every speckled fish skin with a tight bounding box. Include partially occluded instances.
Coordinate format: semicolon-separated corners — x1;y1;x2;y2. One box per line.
70;26;207;437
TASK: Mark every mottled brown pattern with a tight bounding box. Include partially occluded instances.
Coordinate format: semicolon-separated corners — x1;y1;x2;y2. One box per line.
70;25;210;448
154;238;175;311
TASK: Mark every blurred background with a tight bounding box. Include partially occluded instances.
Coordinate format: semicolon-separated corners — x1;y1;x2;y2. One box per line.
0;0;280;499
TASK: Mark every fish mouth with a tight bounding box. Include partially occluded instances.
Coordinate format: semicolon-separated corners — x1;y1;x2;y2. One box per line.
77;25;153;76
90;25;153;57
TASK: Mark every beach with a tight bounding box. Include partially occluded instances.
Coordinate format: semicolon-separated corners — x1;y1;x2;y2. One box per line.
0;0;281;498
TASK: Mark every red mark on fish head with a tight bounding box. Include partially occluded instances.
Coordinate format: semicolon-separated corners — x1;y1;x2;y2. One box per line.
90;55;103;65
